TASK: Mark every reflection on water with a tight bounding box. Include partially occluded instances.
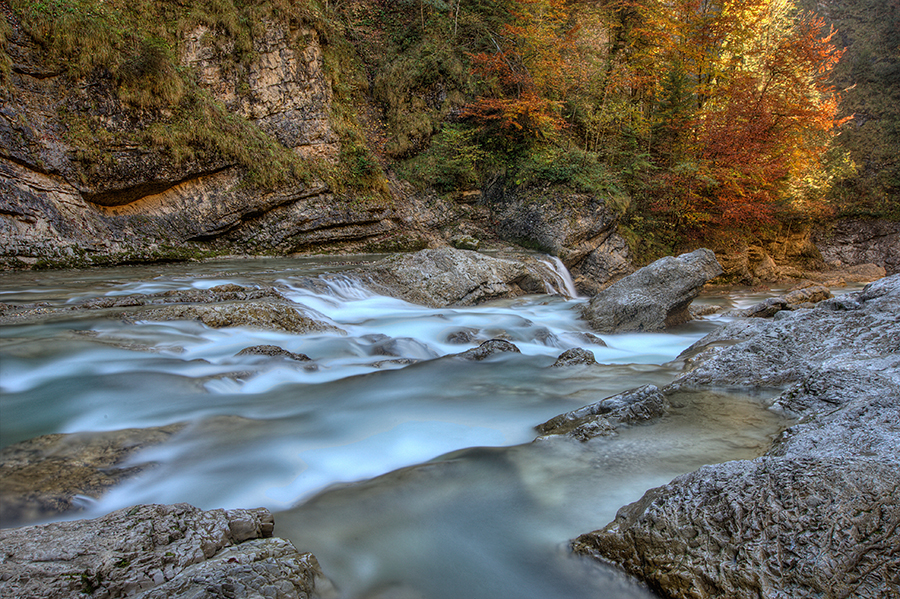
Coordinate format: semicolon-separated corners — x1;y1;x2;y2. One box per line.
0;256;790;599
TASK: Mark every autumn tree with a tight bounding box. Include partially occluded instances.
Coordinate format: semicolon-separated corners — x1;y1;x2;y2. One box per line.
629;0;846;239
462;0;577;145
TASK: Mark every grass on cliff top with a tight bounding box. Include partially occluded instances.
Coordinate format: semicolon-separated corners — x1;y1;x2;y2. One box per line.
4;0;387;195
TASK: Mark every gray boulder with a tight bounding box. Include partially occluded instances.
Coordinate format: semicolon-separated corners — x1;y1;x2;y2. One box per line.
551;348;597;368
356;248;562;307
581;249;723;333
0;503;321;599
455;339;522;361
572;275;900;599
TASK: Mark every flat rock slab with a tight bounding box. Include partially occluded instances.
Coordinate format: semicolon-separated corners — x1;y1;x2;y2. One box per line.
581;249;723;333
0;503;320;599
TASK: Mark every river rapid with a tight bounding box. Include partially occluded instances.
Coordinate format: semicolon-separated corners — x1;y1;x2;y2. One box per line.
0;255;790;599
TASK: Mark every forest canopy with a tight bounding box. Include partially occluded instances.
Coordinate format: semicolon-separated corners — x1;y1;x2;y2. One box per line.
345;0;885;252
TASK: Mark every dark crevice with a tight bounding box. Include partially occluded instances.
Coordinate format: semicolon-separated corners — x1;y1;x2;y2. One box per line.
83;167;235;207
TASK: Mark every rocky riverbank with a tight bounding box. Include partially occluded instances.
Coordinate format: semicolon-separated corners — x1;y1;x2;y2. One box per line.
569;274;900;598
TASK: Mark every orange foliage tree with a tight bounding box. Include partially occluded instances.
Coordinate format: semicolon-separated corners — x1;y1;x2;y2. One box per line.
462;0;577;144
629;0;846;239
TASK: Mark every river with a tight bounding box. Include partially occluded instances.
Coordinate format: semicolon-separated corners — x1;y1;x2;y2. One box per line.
0;255;789;599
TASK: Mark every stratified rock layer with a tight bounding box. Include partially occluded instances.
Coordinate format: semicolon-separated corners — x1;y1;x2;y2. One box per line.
573;274;900;599
0;503;320;599
581;249;723;333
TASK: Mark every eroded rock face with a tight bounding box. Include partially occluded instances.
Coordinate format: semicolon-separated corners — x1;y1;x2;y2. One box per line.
0;11;404;266
487;188;634;293
0;503;320;599
355;248;563;307
573;275;900;599
581;249;723;333
815;218;900;276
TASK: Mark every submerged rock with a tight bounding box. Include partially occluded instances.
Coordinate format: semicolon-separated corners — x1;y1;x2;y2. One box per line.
581;249;723;333
573;275;900;598
236;345;312;361
0;425;184;527
0;503;320;599
537;385;669;441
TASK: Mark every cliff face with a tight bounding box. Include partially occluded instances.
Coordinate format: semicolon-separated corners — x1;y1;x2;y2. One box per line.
0;9;408;267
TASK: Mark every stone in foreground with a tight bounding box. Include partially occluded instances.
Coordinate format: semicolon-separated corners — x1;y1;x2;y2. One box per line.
580;249;723;333
0;503;320;599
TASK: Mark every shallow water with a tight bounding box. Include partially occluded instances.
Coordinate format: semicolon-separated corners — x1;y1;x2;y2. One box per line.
0;256;790;599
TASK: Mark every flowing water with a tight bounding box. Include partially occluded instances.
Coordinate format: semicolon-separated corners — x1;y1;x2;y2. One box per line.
0;256;791;599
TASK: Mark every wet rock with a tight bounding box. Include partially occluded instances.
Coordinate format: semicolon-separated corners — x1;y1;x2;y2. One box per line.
455;339;521;361
357;248;562;307
236;345;312;361
450;234;480;251
536;385;669;441
674;274;900;388
574;456;900;599
139;301;342;335
581;249;723;333
567;332;608;347
551;348;597;368
730;283;833;317
0;425;185;527
0;503;320;599
574;275;900;598
445;328;480;344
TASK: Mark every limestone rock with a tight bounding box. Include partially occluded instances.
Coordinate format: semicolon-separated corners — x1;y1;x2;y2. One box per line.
0;426;184;527
580;249;723;333
486;188;633;293
551;348;597;368
731;283;833;317
814;218;900;275
675;274;900;388
536;385;669;441
0;504;320;599
139;301;341;334
356;248;562;307
574;457;900;599
574;275;900;599
455;339;522;361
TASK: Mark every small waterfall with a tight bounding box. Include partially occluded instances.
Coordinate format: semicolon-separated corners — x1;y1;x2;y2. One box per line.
539;256;580;299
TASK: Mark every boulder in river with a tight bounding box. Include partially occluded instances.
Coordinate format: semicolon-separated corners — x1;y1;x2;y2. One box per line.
571;274;900;598
580;249;723;333
139;301;342;335
0;503;321;599
455;339;522;361
355;248;563;307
